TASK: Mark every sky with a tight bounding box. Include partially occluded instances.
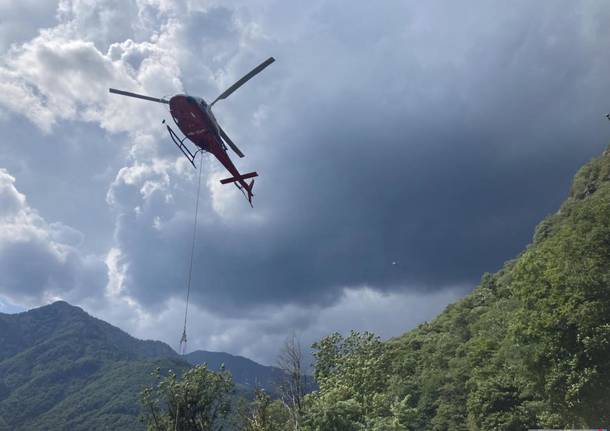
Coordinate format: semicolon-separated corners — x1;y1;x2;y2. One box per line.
0;0;609;367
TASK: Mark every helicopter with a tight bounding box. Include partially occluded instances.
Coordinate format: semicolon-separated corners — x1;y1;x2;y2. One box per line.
109;57;275;206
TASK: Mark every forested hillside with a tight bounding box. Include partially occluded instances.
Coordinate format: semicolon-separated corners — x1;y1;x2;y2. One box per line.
0;302;291;430
303;146;610;429
0;301;189;430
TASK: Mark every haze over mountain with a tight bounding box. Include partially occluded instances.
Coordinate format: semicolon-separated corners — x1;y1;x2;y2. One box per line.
185;350;284;391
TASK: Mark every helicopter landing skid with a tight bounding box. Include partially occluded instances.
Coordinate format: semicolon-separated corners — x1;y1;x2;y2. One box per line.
166;124;198;168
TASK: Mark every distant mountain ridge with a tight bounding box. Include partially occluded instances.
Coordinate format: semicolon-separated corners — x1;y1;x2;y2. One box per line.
0;301;186;430
185;350;285;393
0;301;287;430
0;301;175;362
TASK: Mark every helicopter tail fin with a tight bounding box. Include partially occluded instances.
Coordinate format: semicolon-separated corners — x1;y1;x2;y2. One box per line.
220;172;257;206
246;179;255;206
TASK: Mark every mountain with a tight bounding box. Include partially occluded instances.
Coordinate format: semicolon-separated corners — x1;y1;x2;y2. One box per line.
0;301;176;362
0;301;189;430
0;301;288;430
301;146;610;429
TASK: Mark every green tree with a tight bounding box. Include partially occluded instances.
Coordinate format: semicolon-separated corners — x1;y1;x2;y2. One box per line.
242;389;290;431
140;365;234;431
304;331;417;430
509;186;610;426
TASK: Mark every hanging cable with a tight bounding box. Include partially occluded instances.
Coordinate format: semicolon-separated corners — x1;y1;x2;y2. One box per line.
180;150;204;355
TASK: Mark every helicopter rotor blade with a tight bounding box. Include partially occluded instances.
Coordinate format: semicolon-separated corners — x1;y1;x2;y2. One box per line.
218;125;245;158
109;88;169;104
210;57;275;106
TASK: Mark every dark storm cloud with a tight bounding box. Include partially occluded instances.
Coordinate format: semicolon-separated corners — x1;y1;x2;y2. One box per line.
200;1;610;308
105;1;610;315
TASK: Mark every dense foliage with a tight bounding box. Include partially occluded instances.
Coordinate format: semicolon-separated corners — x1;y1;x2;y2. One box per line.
141;365;235;430
241;389;290;431
303;331;417;430
0;301;190;430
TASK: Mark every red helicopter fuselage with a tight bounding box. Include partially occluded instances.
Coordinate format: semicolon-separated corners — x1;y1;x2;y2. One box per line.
109;57;275;206
169;94;257;203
